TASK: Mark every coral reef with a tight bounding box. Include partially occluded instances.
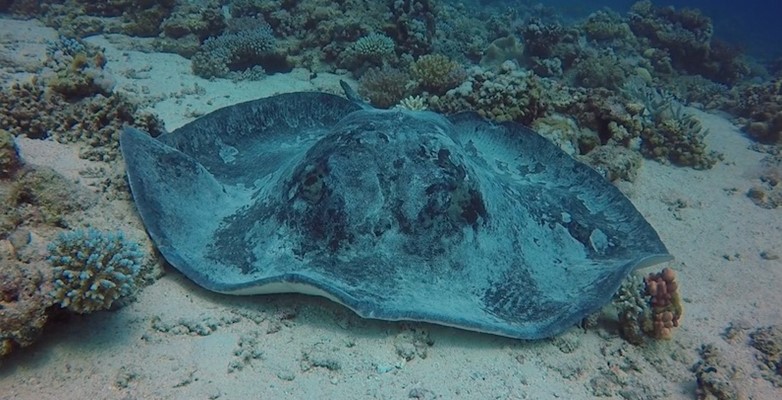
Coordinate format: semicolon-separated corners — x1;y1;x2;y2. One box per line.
430;61;546;125
750;325;782;386
48;228;145;314
358;66;412;108
580;145;643;182
571;51;629;90
612;267;683;344
389;0;437;56
0;247;54;359
45;42;115;99
7;167;88;228
0;129;21;179
729;79;782;144
746;153;782;209
410;53;466;95
628;0;748;85
643;267;683;339
342;33;396;68
191;17;284;79
692;344;743;399
0;79;162;161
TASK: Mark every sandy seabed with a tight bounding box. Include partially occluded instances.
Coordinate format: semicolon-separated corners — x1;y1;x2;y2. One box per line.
1;18;781;400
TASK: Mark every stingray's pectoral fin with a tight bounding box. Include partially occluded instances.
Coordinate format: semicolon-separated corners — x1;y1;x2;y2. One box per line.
120;126;227;252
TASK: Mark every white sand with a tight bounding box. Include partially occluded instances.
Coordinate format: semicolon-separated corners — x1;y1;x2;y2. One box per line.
1;20;780;400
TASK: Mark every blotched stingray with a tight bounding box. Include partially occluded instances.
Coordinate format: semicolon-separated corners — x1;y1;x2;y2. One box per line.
120;86;672;339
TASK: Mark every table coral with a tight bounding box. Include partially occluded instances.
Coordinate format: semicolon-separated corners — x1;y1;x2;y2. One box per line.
48;228;145;314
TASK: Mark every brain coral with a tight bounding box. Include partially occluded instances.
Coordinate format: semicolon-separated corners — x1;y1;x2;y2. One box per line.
48;228;144;314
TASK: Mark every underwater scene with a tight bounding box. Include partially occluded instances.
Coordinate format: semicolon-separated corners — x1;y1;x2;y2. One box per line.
0;0;780;399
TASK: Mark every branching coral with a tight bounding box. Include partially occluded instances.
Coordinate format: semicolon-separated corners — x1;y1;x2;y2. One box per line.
191;17;284;79
48;228;145;314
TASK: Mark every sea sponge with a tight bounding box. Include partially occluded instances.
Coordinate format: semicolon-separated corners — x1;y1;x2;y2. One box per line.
643;267;683;339
48;228;144;314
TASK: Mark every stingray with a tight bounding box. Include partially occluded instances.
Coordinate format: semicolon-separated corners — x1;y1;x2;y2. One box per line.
120;83;672;340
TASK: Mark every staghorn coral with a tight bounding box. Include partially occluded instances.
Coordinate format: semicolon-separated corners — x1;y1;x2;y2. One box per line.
430;61;546;125
623;79;720;168
358;66;412;109
396;95;428;111
48;228;144;314
410;53;466;95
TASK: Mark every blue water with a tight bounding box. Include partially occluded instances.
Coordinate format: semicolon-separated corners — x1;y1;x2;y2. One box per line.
482;0;781;59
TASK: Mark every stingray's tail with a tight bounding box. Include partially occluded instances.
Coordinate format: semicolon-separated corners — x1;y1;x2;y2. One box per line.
339;80;372;110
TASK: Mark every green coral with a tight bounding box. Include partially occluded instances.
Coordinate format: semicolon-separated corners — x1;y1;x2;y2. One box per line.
48;228;144;314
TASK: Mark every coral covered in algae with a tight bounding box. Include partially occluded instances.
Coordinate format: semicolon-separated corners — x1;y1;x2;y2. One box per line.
48;228;144;314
